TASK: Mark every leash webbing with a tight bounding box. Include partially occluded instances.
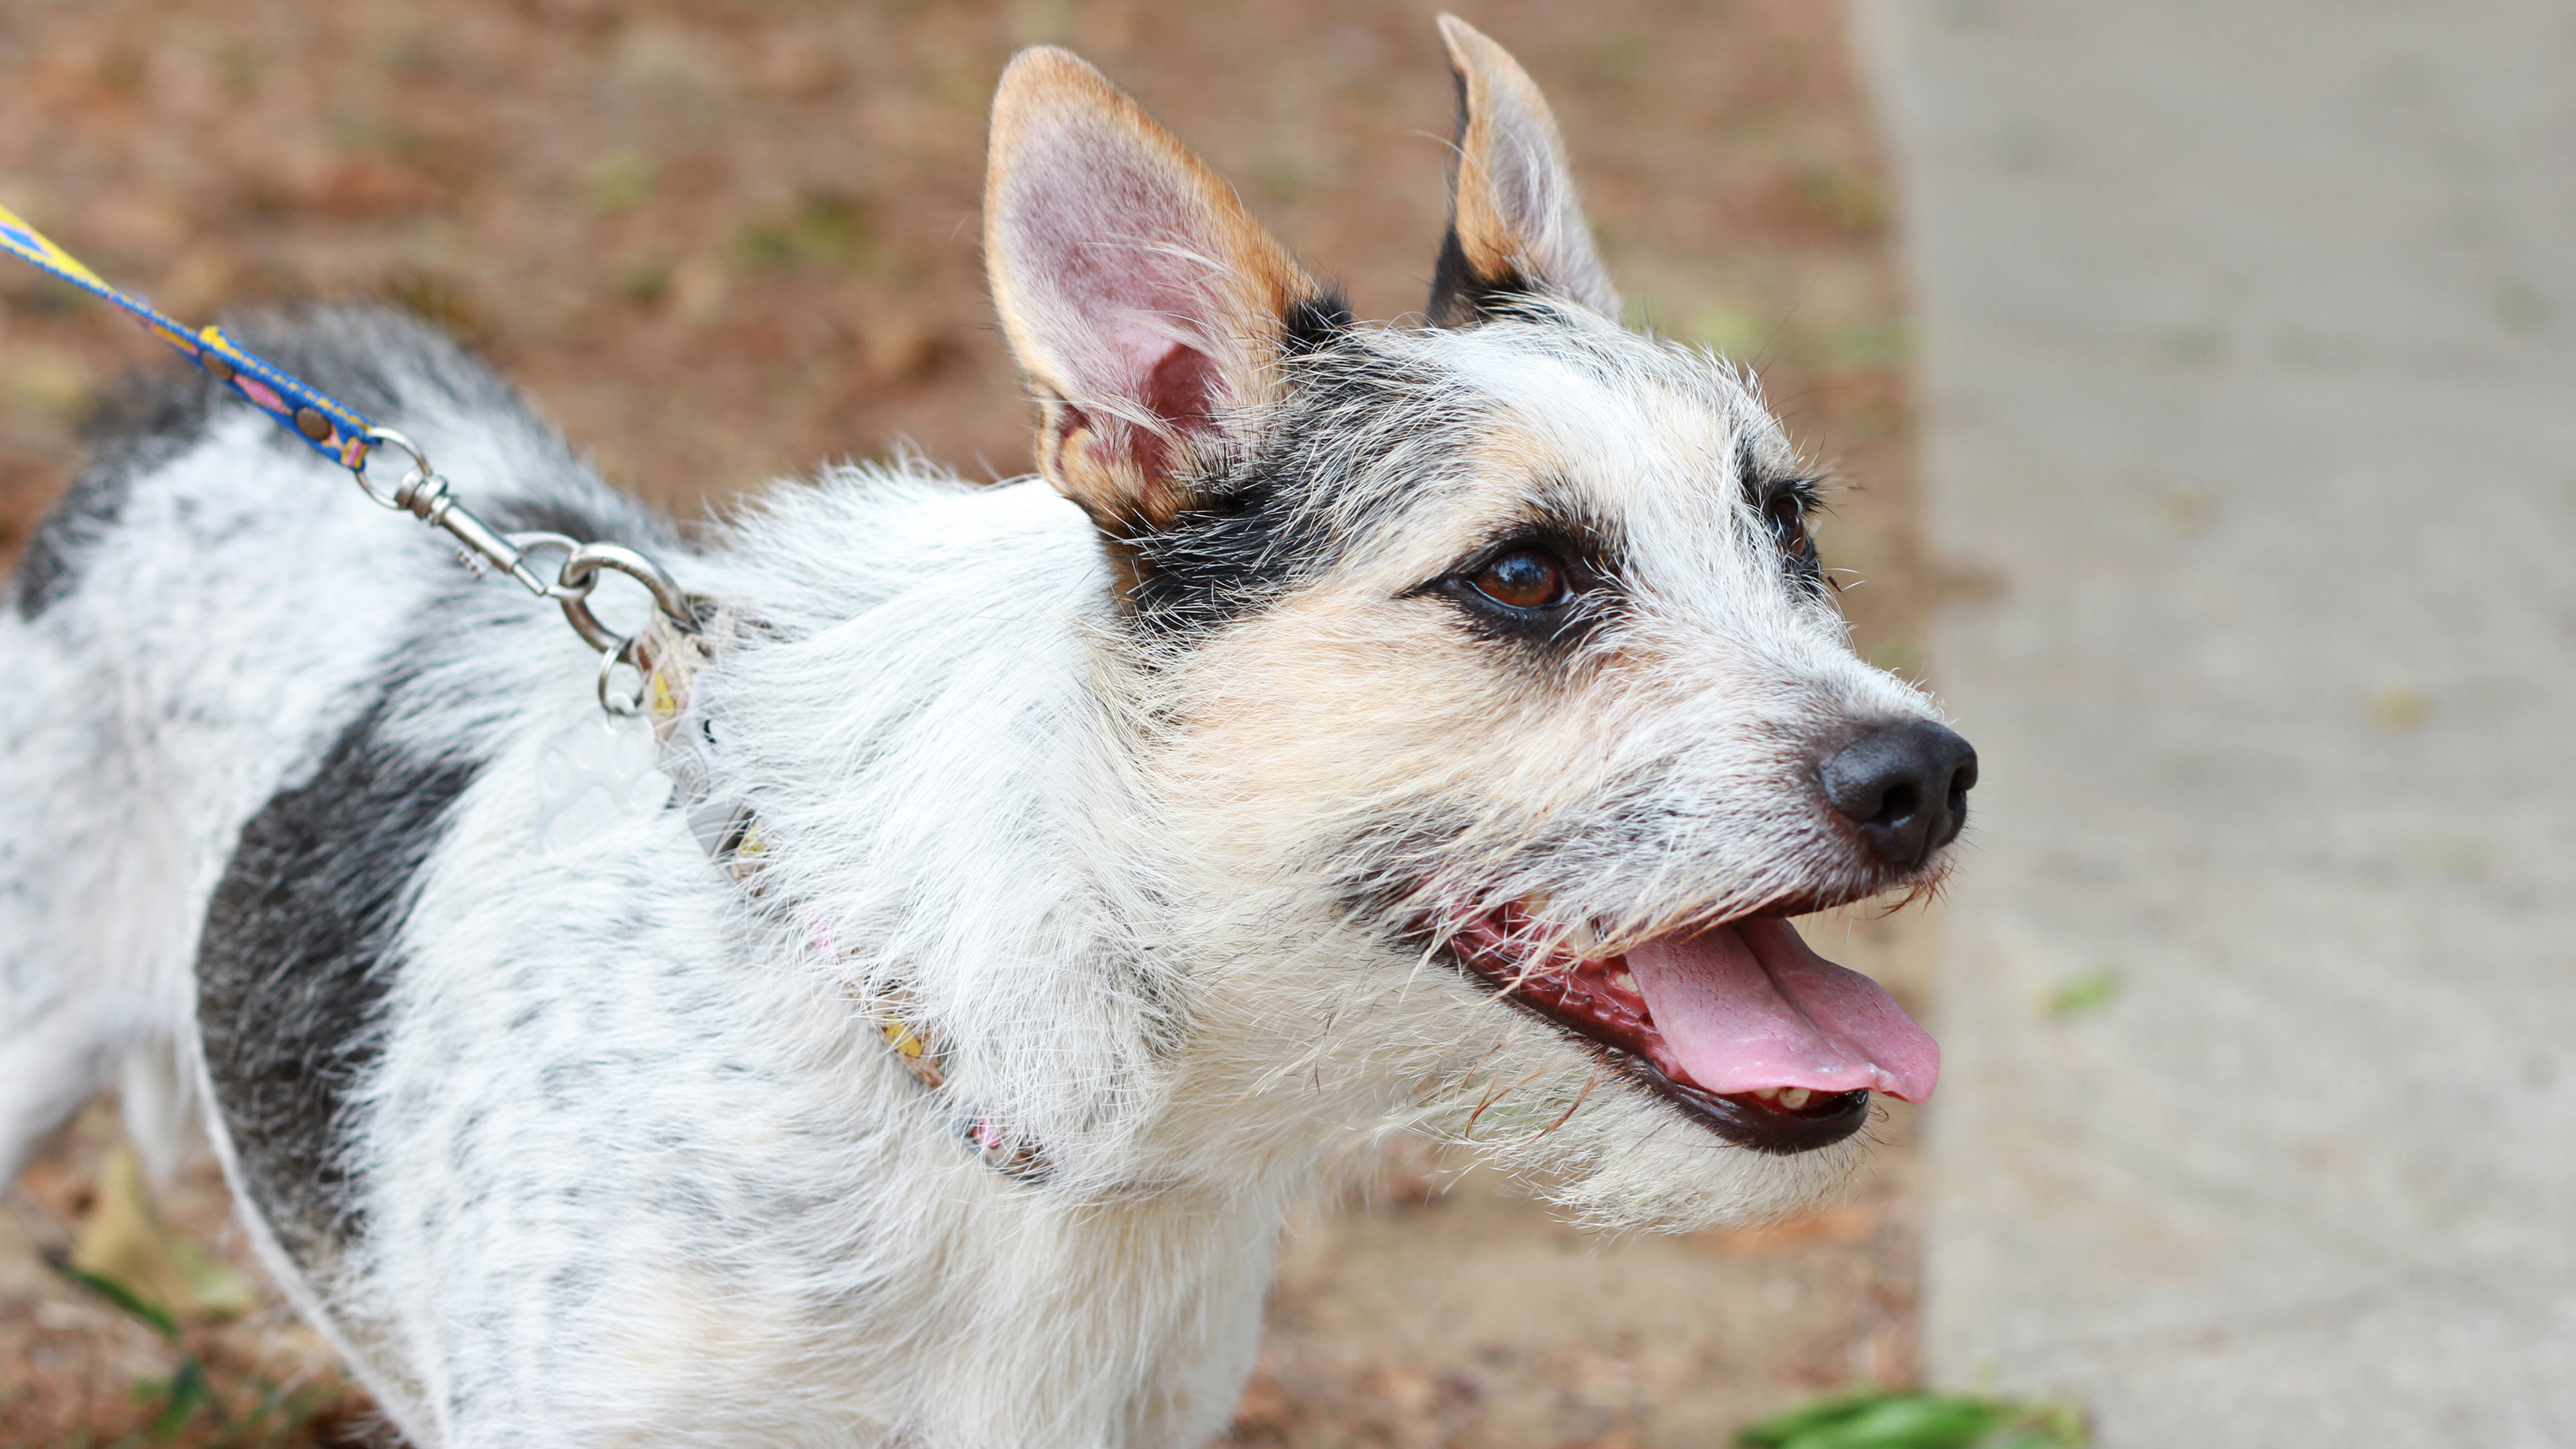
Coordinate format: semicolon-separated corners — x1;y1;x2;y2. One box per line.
0;204;376;469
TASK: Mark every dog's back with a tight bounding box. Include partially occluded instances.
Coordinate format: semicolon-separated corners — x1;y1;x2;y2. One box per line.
0;308;660;1186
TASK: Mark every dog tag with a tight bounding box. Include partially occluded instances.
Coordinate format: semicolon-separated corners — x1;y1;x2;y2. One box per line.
536;711;675;854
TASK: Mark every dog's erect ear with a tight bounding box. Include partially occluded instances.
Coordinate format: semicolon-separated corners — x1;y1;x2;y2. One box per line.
1427;15;1621;327
986;47;1332;539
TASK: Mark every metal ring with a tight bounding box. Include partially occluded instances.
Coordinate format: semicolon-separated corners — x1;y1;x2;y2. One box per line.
558;542;697;651
353;427;430;512
504;533;591;601
596;636;648;717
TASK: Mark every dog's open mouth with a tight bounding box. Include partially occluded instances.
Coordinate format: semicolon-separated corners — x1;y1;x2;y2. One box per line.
1449;904;1938;1154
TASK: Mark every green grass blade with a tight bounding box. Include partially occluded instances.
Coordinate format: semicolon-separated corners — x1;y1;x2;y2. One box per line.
149;1357;210;1438
1740;1390;2091;1449
43;1250;180;1341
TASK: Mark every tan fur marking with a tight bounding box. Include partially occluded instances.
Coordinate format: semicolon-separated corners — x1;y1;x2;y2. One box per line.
1439;18;1529;294
1436;16;1620;319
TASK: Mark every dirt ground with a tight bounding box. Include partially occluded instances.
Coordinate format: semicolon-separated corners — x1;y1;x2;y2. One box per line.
0;1;1937;1444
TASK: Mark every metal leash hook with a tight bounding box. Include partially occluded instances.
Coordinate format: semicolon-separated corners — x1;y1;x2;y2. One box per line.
554;542;697;650
350;426;701;716
354;427;561;599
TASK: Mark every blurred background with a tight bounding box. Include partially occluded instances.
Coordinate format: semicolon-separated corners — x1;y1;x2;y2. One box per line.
5;0;2569;1446
1856;1;2576;1444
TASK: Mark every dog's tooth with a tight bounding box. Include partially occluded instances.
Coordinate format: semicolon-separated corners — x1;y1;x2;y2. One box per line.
1611;969;1637;993
1778;1088;1811;1110
1751;1087;1781;1103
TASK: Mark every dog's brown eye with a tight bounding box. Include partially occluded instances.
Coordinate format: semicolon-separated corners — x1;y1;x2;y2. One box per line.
1471;548;1566;610
1765;492;1810;556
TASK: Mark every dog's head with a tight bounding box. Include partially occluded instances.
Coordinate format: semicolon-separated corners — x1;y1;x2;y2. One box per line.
982;18;1972;1227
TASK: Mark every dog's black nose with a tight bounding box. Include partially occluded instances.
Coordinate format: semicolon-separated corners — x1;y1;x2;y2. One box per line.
1820;721;1978;869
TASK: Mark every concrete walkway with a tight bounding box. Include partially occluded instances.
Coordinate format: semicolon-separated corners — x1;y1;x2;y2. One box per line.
1849;1;2576;1442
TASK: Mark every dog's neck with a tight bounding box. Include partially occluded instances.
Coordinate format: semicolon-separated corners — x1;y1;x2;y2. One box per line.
693;467;1395;1202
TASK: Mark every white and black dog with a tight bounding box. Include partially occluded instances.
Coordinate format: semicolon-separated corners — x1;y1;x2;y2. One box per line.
0;18;1971;1448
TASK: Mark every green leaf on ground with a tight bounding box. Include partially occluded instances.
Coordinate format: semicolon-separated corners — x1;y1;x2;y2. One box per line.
1738;1389;2089;1449
2044;968;2122;1020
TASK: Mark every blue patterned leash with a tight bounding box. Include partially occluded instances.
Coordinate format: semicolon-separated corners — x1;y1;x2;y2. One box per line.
0;202;697;708
0;201;377;469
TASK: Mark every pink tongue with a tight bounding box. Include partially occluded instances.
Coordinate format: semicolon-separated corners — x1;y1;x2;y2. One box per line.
1626;918;1938;1102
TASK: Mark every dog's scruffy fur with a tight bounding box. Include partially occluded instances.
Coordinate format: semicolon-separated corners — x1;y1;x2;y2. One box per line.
0;20;1963;1448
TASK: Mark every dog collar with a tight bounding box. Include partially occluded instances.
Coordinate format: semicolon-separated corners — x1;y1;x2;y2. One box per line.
628;613;1050;1183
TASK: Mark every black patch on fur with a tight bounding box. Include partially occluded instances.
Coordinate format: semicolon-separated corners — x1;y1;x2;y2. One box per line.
198;697;481;1266
1427;226;1535;329
1282;293;1355;356
1125;458;1331;635
1124;293;1365;635
10;368;215;620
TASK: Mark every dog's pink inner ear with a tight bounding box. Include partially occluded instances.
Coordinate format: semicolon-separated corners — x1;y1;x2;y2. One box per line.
1141;342;1219;431
1007;154;1230;441
998;168;1238;525
986;47;1318;538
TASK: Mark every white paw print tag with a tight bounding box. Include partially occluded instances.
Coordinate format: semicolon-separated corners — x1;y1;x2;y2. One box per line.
537;711;674;854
